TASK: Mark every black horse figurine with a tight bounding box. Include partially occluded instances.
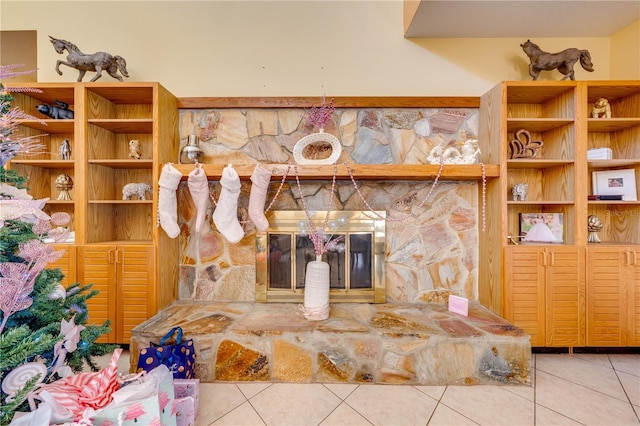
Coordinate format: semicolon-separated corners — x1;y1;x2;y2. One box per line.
49;36;129;82
521;40;594;81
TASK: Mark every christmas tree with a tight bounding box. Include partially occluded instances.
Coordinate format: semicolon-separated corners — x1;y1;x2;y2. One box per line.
0;65;116;425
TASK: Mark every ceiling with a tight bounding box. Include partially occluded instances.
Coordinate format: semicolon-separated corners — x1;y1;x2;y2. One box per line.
404;0;640;38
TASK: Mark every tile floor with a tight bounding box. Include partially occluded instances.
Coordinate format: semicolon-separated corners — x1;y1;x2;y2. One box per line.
108;351;639;425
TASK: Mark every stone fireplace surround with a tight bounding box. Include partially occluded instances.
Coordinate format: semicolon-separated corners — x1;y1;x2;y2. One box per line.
131;99;531;385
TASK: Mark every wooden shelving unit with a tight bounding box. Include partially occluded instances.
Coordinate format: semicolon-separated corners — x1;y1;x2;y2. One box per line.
6;81;179;344
480;80;640;348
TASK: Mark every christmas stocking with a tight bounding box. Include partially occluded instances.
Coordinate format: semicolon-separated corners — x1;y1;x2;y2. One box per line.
158;163;183;239
248;164;272;231
213;165;244;243
188;166;210;233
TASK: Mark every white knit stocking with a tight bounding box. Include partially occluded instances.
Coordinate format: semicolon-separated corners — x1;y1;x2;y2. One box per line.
158;163;183;239
248;164;272;231
187;166;210;233
212;165;244;243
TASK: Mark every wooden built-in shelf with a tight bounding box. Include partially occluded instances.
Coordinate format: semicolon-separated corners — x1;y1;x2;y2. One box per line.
174;163;499;181
10;159;74;168
88;159;154;169
507;159;574;169
87;119;153;133
15;119;74;133
506;119;574;133
507;200;574;205
588;159;640;169
88;200;153;204
587;119;640;132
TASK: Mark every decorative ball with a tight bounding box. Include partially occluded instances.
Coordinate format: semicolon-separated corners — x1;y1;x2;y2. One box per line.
48;283;67;300
54;173;74;191
587;214;603;232
77;340;88;351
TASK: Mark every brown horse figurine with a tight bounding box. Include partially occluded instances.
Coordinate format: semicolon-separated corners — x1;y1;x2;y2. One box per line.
521;40;594;81
49;36;129;82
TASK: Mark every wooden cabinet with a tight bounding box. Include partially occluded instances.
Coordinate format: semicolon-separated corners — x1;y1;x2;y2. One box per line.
481;81;640;348
78;245;156;343
586;246;640;346
7;82;179;344
505;246;585;347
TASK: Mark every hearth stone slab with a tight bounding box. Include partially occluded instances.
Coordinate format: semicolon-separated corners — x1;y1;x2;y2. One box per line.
131;301;531;386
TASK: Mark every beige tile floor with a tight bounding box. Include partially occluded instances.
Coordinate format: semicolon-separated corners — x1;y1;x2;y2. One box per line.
108;351;639;425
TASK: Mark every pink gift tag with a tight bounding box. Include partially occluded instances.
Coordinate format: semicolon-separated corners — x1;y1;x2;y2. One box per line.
448;295;469;316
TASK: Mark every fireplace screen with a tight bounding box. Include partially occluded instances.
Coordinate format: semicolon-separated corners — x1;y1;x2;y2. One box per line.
256;211;386;303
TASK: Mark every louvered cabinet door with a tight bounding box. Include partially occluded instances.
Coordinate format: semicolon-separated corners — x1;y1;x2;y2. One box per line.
117;245;156;343
631;249;640;345
544;246;585;347
50;244;77;286
587;246;631;346
78;245;117;343
505;246;546;346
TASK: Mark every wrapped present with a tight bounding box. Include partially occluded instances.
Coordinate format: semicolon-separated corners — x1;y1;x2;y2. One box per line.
173;378;199;418
92;364;176;426
173;396;196;426
21;349;123;424
137;327;196;379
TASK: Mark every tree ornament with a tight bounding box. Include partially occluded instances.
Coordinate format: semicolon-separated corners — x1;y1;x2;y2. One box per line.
48;283;67;300
2;362;47;402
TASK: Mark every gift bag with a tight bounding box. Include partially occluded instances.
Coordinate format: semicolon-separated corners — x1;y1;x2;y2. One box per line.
173;397;196;426
92;364;176;426
137;327;196;379
173;378;199;418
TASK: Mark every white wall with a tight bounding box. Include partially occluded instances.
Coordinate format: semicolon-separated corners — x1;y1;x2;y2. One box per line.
1;1;633;98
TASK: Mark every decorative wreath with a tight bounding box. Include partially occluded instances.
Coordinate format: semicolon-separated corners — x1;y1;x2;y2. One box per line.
292;130;342;165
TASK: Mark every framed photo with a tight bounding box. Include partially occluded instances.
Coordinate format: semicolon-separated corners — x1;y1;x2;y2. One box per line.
592;169;638;201
519;213;564;243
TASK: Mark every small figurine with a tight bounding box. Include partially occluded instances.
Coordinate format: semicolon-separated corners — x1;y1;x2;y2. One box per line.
36;101;74;119
54;174;74;200
128;139;142;160
520;39;594;81
49;36;129;82
591;98;612;118
122;182;152;200
58;139;71;160
512;183;528;201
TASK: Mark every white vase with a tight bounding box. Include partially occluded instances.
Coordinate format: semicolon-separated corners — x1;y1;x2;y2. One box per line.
302;255;330;320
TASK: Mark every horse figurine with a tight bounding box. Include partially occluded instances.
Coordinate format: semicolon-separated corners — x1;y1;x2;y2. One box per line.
520;40;594;81
49;36;129;82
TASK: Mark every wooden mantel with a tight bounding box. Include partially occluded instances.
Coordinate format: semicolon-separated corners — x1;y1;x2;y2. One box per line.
177;96;480;109
174;163;499;181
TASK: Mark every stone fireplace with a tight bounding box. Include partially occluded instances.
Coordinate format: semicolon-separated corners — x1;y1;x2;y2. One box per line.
130;103;531;386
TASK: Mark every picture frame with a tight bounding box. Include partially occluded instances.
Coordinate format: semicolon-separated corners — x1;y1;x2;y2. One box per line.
519;213;564;243
592;169;638;201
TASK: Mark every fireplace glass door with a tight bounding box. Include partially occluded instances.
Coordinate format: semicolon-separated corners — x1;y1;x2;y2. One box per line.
256;211;385;303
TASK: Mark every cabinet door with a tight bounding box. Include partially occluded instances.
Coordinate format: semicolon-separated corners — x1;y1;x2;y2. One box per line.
504;246;546;346
587;246;629;346
628;248;640;345
49;244;77;286
544;246;584;347
117;245;156;342
78;245;117;343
